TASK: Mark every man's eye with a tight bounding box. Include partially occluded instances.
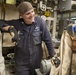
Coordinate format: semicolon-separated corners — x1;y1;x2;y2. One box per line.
25;13;30;15
25;10;34;15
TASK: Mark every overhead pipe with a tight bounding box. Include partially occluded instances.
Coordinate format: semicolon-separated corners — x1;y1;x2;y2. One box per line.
1;0;6;20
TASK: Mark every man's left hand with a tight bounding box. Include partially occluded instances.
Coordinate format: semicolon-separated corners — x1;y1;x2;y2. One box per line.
51;56;60;68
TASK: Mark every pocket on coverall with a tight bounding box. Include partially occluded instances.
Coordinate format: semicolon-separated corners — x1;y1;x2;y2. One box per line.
33;31;42;45
17;36;24;48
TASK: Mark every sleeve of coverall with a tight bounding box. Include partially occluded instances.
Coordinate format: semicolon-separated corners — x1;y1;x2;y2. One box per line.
41;19;56;58
0;19;18;31
0;20;9;30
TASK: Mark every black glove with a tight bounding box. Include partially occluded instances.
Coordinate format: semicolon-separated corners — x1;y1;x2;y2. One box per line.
51;56;60;68
8;26;19;43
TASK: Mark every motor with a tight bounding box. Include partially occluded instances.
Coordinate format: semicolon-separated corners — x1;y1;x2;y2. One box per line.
40;57;60;75
40;59;51;75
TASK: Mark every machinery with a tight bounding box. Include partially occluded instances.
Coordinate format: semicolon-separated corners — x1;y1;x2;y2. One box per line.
59;0;76;11
40;59;51;75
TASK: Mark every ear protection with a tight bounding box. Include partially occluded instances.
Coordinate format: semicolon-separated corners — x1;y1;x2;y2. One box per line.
72;25;76;33
66;24;76;36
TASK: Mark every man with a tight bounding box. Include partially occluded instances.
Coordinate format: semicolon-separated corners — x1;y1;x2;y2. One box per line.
0;1;60;75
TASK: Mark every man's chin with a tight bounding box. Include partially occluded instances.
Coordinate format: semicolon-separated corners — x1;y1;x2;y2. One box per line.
30;20;35;23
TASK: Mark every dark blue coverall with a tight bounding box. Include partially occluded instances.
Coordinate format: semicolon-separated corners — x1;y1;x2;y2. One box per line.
0;16;56;75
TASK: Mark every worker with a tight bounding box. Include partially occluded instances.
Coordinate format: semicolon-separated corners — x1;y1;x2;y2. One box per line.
0;1;60;75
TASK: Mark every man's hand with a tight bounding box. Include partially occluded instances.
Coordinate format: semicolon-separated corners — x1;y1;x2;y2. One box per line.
8;26;19;43
51;56;60;68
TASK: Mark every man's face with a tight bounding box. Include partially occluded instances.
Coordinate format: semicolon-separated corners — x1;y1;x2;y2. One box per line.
21;9;35;24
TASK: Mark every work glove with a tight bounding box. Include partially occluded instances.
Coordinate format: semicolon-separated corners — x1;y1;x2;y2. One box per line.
8;26;19;43
51;56;60;68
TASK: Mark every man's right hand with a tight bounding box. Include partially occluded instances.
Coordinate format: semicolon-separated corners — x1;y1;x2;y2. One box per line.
8;26;19;43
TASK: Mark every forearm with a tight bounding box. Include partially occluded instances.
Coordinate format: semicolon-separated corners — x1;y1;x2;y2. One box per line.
2;26;10;31
0;20;15;31
2;26;15;38
0;20;19;42
3;25;19;43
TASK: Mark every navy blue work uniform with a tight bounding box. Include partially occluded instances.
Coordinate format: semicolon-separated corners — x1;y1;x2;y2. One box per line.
0;16;56;75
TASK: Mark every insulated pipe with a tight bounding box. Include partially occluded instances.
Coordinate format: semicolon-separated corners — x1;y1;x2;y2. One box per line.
0;31;5;75
0;0;3;19
52;5;57;39
3;0;6;20
1;0;6;20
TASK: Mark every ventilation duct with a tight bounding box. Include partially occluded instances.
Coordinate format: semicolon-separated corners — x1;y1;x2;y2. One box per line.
6;0;16;4
3;0;24;5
